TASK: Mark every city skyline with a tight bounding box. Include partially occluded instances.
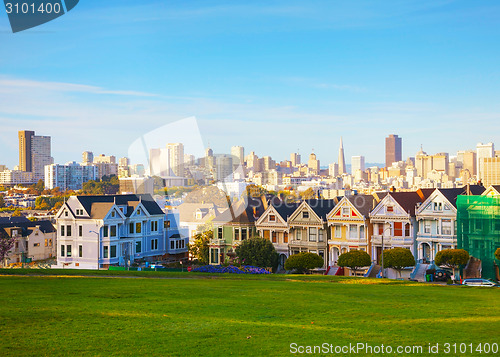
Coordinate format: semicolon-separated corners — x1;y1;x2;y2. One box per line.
1;1;500;168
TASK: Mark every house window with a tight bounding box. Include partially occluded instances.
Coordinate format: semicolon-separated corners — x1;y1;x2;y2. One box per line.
302;211;309;219
234;228;240;240
378;224;384;235
394;222;403;236
318;229;324;242
217;227;223;239
66;225;72;236
103;246;108;258
60;225;65;237
424;222;431;234
342;207;350;217
308;227;317;242
241;229;247;240
60;245;65;257
111;211;115;218
442;219;452;235
263;230;270;239
110;226;117;237
318;250;325;264
284;232;289;243
334;225;341;238
151;221;158;232
49;239;52;246
176;240;179;249
272;232;277;243
387;206;394;213
78;225;83;237
110;245;117;258
66;245;72;257
137;209;141;215
359;225;365;239
349;225;357;239
170;240;175;250
103;226;109;237
151;239;158;250
79;245;83;258
130;223;134;234
269;215;276;222
136;241;141;253
296;229;302;241
136;222;142;234
33;243;40;247
65;211;68;217
405;223;410;237
165;220;171;228
44;239;48;247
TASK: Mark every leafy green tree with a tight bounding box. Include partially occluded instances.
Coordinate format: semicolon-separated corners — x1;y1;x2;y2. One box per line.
35;179;45;193
284;252;324;274
245;184;268;197
0;195;5;208
300;187;316;200
435;249;470;282
495;248;500;261
337;250;372;276
383;248;415;278
235;237;278;269
0;234;16;265
12;209;23;217
189;230;212;265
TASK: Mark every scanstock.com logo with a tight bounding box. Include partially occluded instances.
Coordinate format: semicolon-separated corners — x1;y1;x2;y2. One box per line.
4;0;79;33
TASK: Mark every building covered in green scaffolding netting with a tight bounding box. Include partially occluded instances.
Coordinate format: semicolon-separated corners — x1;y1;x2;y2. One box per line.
457;195;500;280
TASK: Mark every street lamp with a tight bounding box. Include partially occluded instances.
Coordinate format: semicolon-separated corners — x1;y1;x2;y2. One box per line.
89;230;100;270
380;225;393;279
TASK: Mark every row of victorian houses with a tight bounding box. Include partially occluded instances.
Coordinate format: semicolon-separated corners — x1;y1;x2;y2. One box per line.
210;185;493;279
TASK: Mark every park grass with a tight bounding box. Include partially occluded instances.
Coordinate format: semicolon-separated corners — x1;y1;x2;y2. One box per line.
0;272;499;357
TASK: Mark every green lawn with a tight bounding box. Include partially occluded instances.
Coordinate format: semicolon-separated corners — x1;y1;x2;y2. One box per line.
0;272;499;356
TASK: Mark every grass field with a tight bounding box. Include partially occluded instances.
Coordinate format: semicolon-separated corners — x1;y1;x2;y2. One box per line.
0;271;499;356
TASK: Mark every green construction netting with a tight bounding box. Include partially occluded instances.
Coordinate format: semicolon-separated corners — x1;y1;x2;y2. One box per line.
457;195;500;280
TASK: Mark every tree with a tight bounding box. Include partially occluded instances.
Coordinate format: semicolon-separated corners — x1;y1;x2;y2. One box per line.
435;249;470;282
12;209;23;217
383;248;415;278
337;250;372;276
300;188;316;200
189;230;212;265
284;252;324;274
0;234;15;266
0;195;5;208
235;237;279;269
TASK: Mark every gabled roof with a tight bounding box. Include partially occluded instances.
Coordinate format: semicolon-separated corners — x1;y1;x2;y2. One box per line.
345;194;377;217
303;199;338;220
0;216;56;236
177;203;220;222
386;192;424;216
213;195;273;225
272;201;301;221
71;194;163;219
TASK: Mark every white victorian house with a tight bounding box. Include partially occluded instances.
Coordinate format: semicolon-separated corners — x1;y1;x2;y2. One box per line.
55;194;174;269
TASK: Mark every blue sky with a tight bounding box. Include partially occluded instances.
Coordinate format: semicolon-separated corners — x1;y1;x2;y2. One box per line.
1;0;500;169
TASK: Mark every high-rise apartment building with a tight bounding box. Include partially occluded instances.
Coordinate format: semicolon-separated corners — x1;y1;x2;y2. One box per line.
45;162;98;191
82;151;94;164
167;143;184;177
215;155;233;182
290;152;301;167
351;156;365;173
231;146;244;166
18;130;53;182
308;152;320;174
18;130;35;172
385;134;402;168
477;142;495;181
483;157;500;187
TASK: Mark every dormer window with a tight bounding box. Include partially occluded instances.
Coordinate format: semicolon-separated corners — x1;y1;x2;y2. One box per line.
269;215;276;222
387;206;394;213
76;209;84;216
137;209;141;215
111;211;115;218
302;211;309;219
65;211;68;217
342;208;350;217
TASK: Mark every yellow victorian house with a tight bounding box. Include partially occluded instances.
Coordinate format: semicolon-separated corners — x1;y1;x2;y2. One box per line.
326;194;377;271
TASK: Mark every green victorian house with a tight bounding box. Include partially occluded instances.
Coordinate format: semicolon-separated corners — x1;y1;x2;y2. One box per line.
209;195;276;265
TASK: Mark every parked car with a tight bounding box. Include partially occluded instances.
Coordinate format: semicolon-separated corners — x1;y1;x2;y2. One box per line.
462;278;499;287
433;269;451;282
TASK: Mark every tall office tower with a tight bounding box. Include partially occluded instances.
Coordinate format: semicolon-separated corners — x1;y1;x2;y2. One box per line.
82;151;94;164
385;134;402;168
432;152;449;174
31;135;53;182
483;157;500;187
167;143;184;177
245;151;261;172
351;156;365;173
215;155;233;182
205;147;214;170
261;156;275;171
231;146;244;165
308;152;320;174
477;142;495;181
290;152;301;167
338;137;346;175
118;157;130;167
328;163;338;177
18;130;35;172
